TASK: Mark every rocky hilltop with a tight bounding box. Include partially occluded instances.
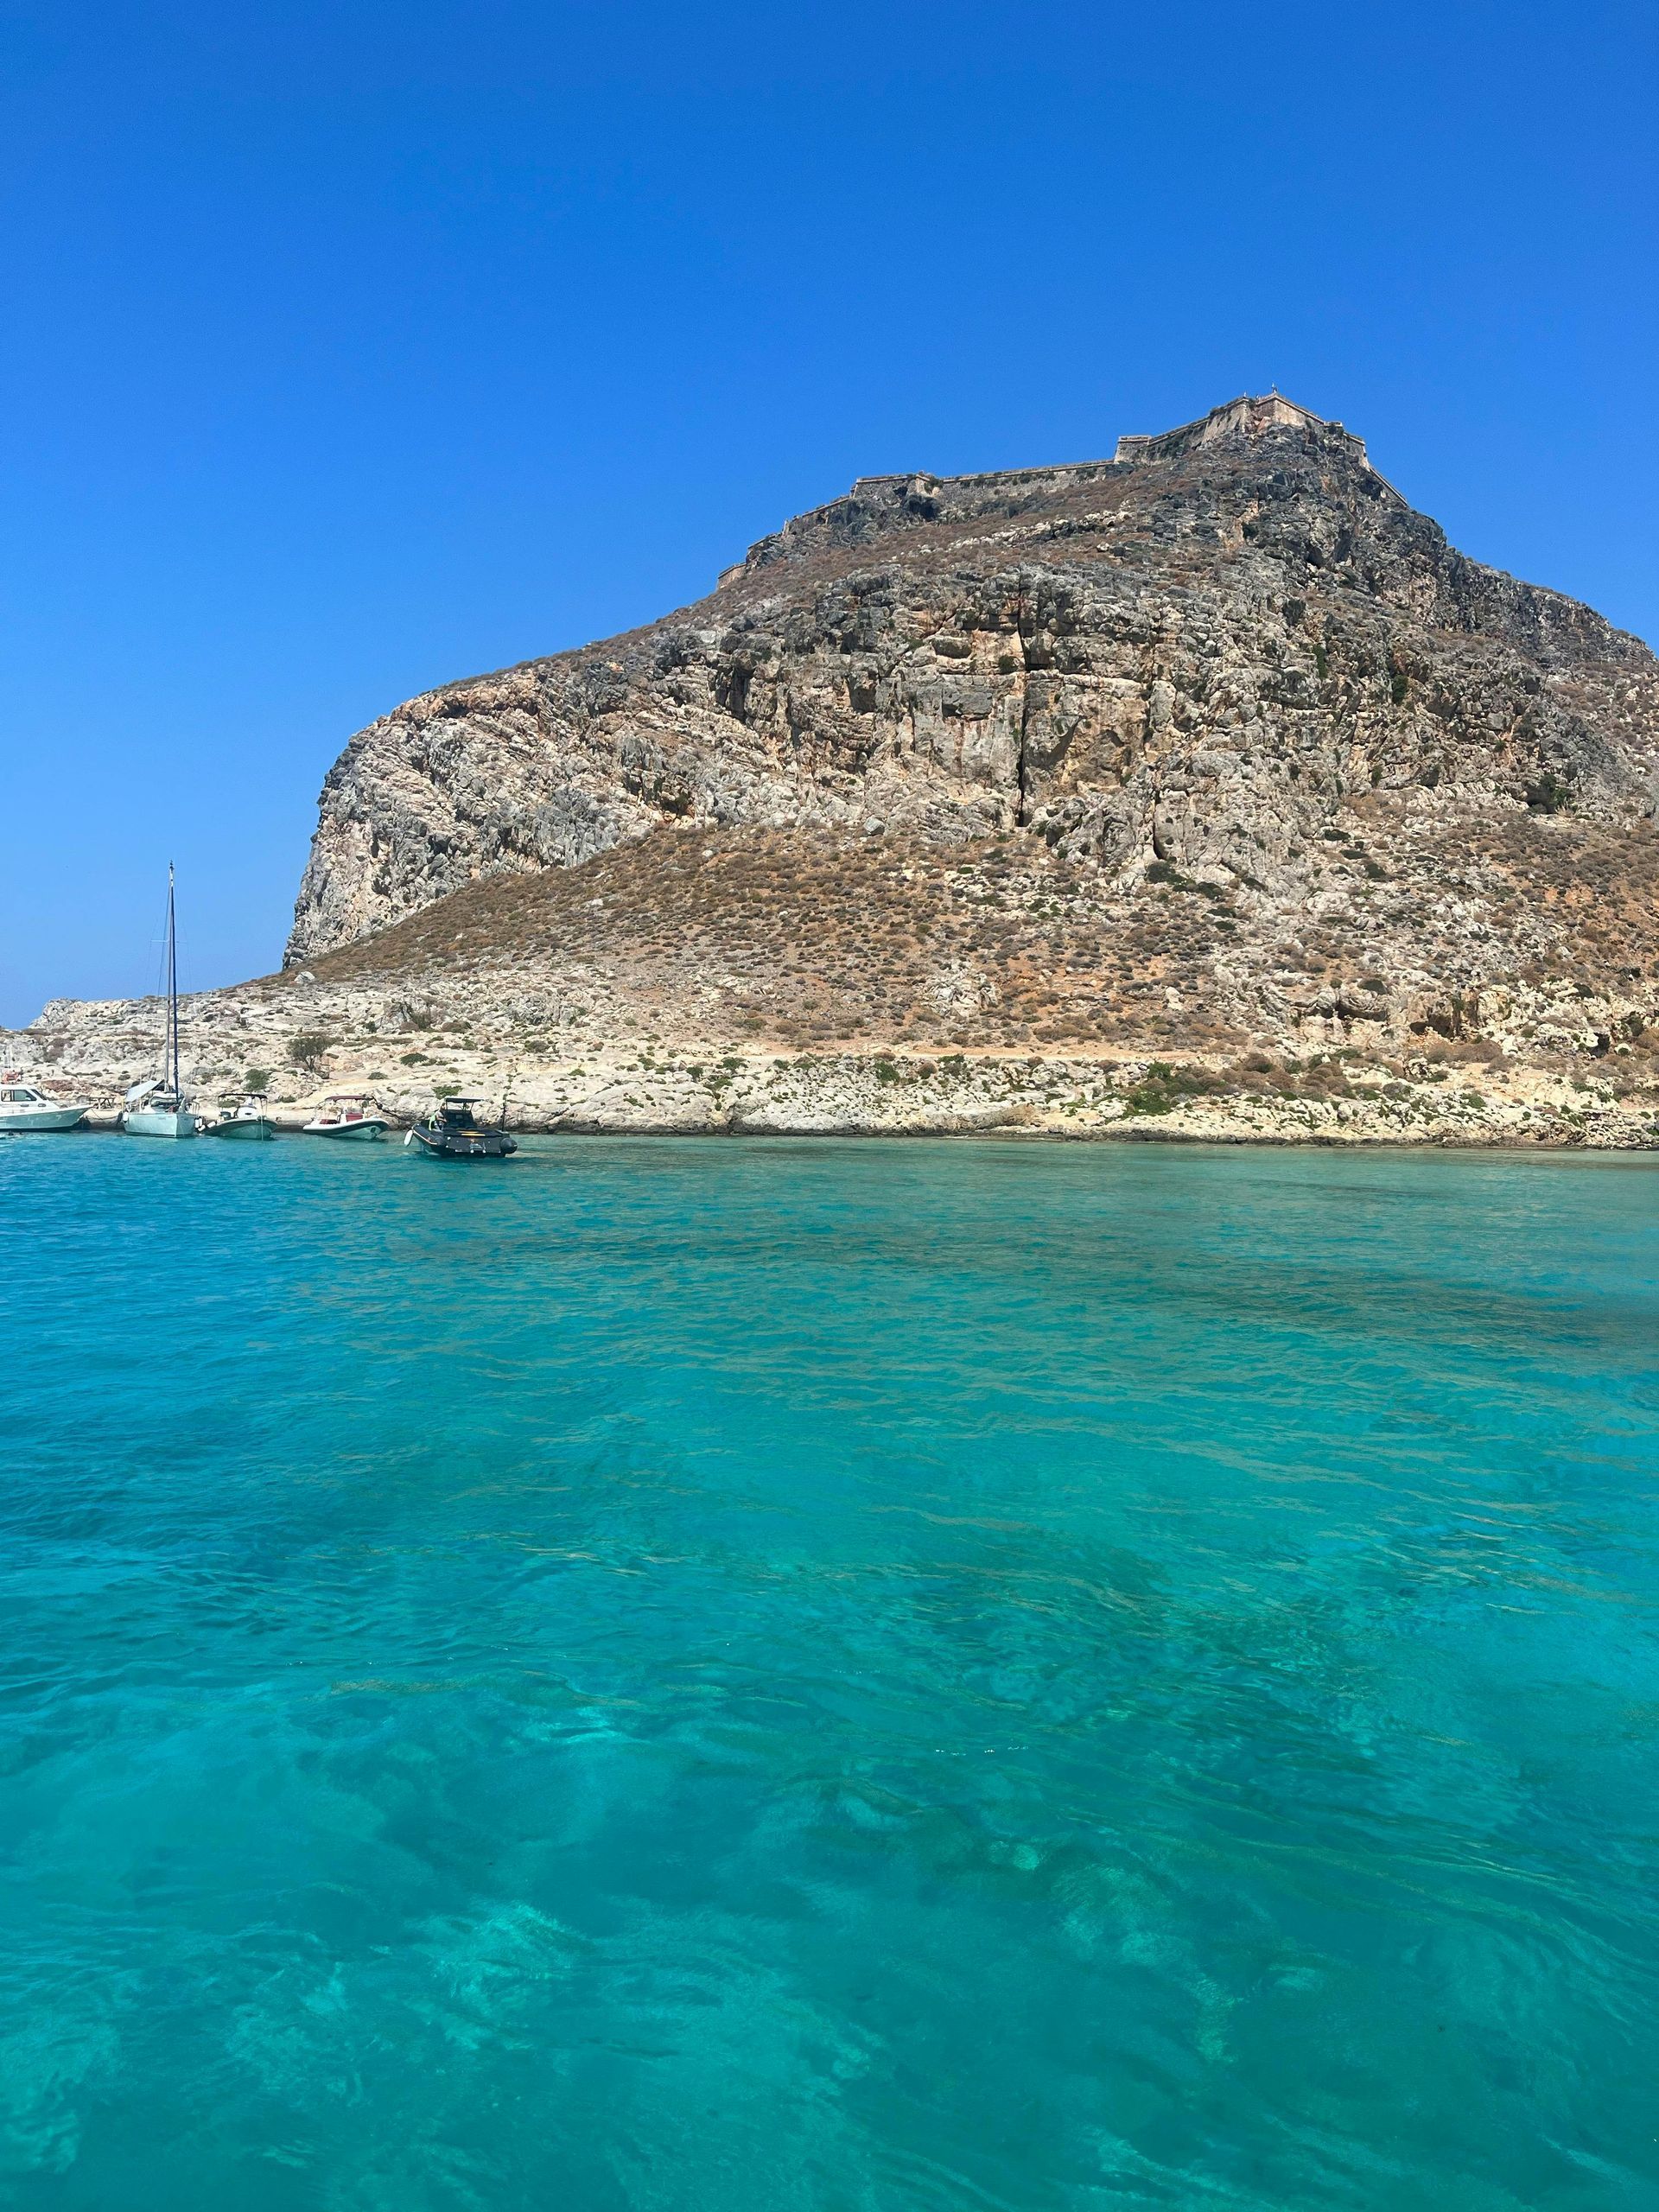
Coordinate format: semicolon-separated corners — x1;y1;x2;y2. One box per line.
288;391;1656;963
15;394;1659;1146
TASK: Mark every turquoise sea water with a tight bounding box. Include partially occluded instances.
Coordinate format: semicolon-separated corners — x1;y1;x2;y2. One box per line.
3;1135;1657;2210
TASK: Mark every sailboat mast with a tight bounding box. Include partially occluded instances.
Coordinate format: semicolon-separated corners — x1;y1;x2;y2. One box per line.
167;862;179;1097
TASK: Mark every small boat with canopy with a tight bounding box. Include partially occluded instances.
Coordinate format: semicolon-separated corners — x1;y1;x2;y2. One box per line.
405;1096;517;1160
208;1093;277;1140
302;1093;389;1141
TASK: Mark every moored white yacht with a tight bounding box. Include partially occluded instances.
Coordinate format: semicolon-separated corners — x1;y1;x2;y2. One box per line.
302;1092;389;1141
120;864;200;1139
0;1076;89;1133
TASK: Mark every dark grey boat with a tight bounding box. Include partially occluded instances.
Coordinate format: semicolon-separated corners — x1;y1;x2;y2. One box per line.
405;1096;518;1160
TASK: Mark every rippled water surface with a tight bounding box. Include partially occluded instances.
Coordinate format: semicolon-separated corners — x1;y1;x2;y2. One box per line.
3;1135;1657;2209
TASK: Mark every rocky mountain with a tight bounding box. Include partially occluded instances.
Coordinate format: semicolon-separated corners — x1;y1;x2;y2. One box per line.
286;391;1657;963
16;394;1659;1146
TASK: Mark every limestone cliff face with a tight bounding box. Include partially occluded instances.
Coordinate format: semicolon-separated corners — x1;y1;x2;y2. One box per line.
287;394;1659;965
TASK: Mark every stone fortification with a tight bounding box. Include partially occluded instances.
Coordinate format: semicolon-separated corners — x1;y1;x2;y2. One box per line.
1111;391;1381;474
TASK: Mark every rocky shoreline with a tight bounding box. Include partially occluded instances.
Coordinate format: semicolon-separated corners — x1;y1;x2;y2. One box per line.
11;1000;1656;1151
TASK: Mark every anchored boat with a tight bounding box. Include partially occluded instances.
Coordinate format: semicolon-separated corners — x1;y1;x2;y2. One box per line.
208;1093;277;1141
406;1096;518;1160
121;865;200;1139
0;1076;89;1133
302;1093;389;1141
121;1079;200;1139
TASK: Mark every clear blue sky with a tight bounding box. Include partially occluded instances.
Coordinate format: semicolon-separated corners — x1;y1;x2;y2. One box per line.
3;0;1655;1026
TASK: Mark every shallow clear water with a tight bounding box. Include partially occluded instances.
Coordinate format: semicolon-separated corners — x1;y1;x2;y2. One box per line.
3;1135;1657;2210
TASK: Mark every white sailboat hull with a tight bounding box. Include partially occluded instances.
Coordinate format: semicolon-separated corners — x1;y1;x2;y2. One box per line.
123;1109;200;1140
128;864;194;1141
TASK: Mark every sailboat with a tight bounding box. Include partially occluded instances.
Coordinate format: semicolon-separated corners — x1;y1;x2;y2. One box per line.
121;864;200;1140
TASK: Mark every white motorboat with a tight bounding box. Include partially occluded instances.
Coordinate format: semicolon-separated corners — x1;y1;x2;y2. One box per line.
0;1075;89;1132
207;1093;277;1141
121;864;200;1140
302;1092;389;1141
